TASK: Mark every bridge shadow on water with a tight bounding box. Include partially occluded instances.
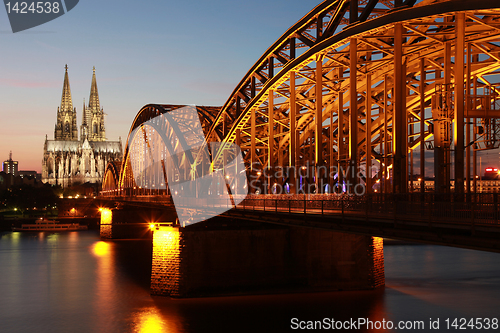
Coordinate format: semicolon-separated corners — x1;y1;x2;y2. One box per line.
149;288;388;333
112;238;153;290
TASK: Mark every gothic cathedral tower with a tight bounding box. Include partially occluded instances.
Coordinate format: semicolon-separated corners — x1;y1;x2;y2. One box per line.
43;65;123;189
54;65;78;140
80;67;106;141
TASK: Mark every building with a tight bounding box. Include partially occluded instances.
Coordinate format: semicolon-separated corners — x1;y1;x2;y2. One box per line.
19;171;41;182
2;151;18;177
42;65;122;188
0;172;14;191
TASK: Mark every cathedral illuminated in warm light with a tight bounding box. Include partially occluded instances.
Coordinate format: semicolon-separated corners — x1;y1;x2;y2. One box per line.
42;65;123;188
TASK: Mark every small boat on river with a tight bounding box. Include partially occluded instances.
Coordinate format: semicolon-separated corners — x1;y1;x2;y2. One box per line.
12;218;88;232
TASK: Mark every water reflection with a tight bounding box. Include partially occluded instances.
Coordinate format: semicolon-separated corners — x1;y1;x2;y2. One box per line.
91;239;119;332
385;244;500;321
10;231;20;245
129;306;170;332
0;232;499;333
92;241;111;257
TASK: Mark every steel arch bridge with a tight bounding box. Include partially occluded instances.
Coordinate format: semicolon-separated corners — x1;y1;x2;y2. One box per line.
103;0;500;197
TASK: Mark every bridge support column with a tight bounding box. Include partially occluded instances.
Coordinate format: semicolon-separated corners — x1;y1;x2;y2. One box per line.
434;42;452;194
316;57;324;193
268;90;275;194
289;71;297;194
383;74;390;193
454;12;465;194
151;225;384;298
365;71;372;193
235;129;241;194
329;93;335;194
250;106;260;194
420;58;426;194
349;38;358;191
338;82;344;193
251;107;256;171
393;23;407;194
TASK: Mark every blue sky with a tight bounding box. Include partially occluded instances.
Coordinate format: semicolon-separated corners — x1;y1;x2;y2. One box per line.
1;0;499;174
0;0;320;171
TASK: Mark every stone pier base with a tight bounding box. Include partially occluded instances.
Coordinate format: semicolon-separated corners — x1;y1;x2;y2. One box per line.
151;225;384;297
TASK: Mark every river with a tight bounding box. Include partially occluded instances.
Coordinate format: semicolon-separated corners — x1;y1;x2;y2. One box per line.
0;231;499;332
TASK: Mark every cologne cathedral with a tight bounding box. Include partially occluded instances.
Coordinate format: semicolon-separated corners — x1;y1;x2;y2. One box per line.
42;66;123;188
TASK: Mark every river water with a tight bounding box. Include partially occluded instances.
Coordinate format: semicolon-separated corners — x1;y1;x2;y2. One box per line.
0;230;499;332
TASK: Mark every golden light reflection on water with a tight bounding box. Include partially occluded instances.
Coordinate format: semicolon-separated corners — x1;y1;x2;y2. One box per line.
46;233;59;243
90;238;117;332
68;231;78;241
131;307;171;333
11;232;20;245
92;241;111;257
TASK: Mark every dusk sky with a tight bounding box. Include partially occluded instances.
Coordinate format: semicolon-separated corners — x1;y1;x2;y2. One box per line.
0;0;319;172
1;0;499;173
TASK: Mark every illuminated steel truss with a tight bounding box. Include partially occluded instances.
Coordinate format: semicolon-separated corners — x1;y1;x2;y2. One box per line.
113;105;219;196
105;0;500;196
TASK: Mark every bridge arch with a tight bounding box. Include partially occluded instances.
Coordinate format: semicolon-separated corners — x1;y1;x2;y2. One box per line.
102;161;121;196
203;0;500;195
108;0;500;196
116;104;218;195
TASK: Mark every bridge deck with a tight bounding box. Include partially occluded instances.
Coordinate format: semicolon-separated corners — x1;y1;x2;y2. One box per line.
99;194;500;253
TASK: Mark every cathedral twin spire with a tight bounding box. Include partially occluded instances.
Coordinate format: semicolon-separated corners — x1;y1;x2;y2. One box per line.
55;65;106;142
89;67;100;111
60;64;73;112
55;64;77;141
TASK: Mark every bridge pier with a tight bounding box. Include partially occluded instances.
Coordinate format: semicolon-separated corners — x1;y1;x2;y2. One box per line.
151;224;384;298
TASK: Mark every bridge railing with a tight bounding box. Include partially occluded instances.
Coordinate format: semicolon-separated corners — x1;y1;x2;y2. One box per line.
231;194;500;227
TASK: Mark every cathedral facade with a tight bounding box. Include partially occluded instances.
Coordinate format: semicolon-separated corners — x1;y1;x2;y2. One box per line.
42;66;123;188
